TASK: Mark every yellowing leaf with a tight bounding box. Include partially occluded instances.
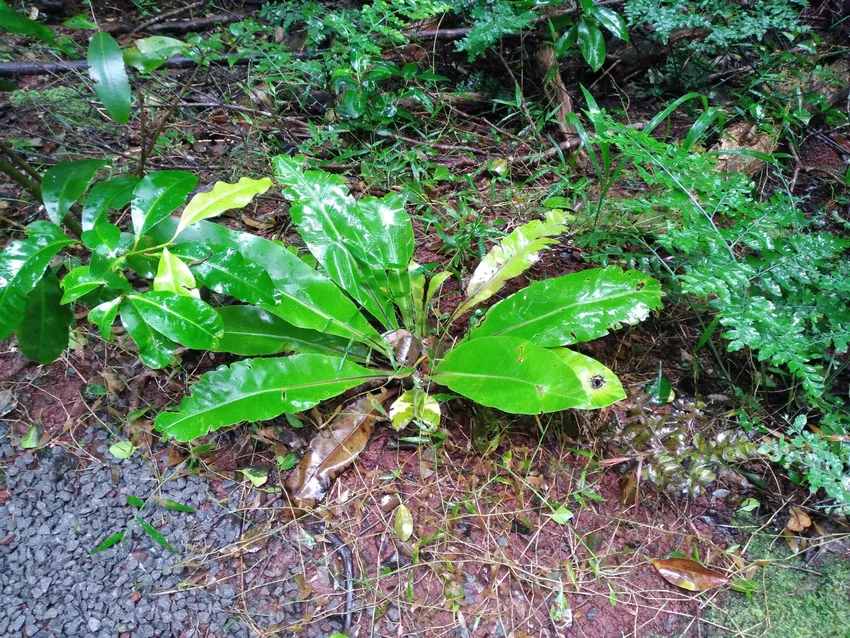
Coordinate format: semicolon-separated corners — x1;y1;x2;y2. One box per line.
109;440;137;459
651;558;728;592
389;386;440;431
153;247;197;297
240;467;268;487
786;506;812;533
394;503;413;541
174;177;273;238
455;210;569;317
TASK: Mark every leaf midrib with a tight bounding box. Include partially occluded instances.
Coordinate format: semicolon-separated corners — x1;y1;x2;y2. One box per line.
164;370;386;430
486;288;657;339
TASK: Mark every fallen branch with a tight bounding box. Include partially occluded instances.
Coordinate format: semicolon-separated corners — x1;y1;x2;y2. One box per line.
0;52;312;77
104;13;247;36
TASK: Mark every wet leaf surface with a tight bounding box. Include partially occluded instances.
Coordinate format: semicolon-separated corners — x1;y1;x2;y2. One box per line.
651;557;728;591
284;391;385;510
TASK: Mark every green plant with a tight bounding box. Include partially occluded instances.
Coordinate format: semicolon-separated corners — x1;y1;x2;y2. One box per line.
0;156;662;507
569;100;850;513
608;389;757;497
623;0;809;88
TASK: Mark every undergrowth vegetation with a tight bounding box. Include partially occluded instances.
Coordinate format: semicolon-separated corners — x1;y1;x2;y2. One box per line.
0;0;849;632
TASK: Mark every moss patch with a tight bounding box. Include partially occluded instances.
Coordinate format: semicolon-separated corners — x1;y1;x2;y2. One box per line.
10;86;105;129
704;522;850;637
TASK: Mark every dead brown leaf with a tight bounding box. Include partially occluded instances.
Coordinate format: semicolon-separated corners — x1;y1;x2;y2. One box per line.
651;557;728;592
713;121;777;176
787;506;812;532
284;391;385;510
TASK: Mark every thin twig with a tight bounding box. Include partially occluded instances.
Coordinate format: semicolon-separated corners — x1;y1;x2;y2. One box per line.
129;0;205;35
138;61;204;175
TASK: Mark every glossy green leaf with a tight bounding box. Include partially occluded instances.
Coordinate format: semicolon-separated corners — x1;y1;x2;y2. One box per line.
433;336;588;413
88;296;122;341
170;243;275;305
471;267;663;346
136;517;175;553
63;13;98;29
214;305;369;360
42;159;108;225
174;176;273;238
131;171;198;240
123;46;166;73
355;193;414;269
0;8;54;42
45;263;96;304
0;222;73;340
153;247;197;297
126;495;144;509
455;210;569;318
135;35;188;59
239;467;268;487
550;348;625;409
148;218;386;352
154;354;389;441
16;269;74;364
273;156;395;328
128;292;222;350
577;17;605;72
81;176;139;231
119;299;175;369
90;531;125;554
87;32;131;124
81;221;122;253
590;6;628;41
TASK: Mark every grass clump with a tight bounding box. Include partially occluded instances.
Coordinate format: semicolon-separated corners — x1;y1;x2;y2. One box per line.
705;523;850;637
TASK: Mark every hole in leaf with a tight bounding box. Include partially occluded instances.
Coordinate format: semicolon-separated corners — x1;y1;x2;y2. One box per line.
590;374;605;389
636;282;645;291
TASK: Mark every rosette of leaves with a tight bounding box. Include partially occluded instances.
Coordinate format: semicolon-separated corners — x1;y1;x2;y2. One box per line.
608;390;757;497
0;156;661;508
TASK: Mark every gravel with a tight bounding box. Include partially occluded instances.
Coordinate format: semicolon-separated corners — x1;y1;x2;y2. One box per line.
0;435;251;638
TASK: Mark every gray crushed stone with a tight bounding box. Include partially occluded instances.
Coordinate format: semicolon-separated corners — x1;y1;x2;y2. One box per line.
0;429;252;638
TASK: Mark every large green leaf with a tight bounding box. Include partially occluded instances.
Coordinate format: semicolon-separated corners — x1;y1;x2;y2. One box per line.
153;247;197;297
154;354;389;441
42;160;108;225
81;176;139;232
214;305;369;360
87;32;131;124
0;222;73;339
147;218;386;352
88;296;121;341
15;269;73;364
170;243;276;305
60;265;105;304
551;348;625;409
356;193;414;269
173;177;273;238
577;17;605;72
135;35;188;59
471;267;663;346
431;336;587;414
273;156;396;328
0;8;54;42
454;210;569;318
131;171;198;240
119;299;175;369
127;291;222;350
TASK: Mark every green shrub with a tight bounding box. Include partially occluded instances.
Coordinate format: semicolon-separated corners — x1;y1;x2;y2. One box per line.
571;103;850;513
